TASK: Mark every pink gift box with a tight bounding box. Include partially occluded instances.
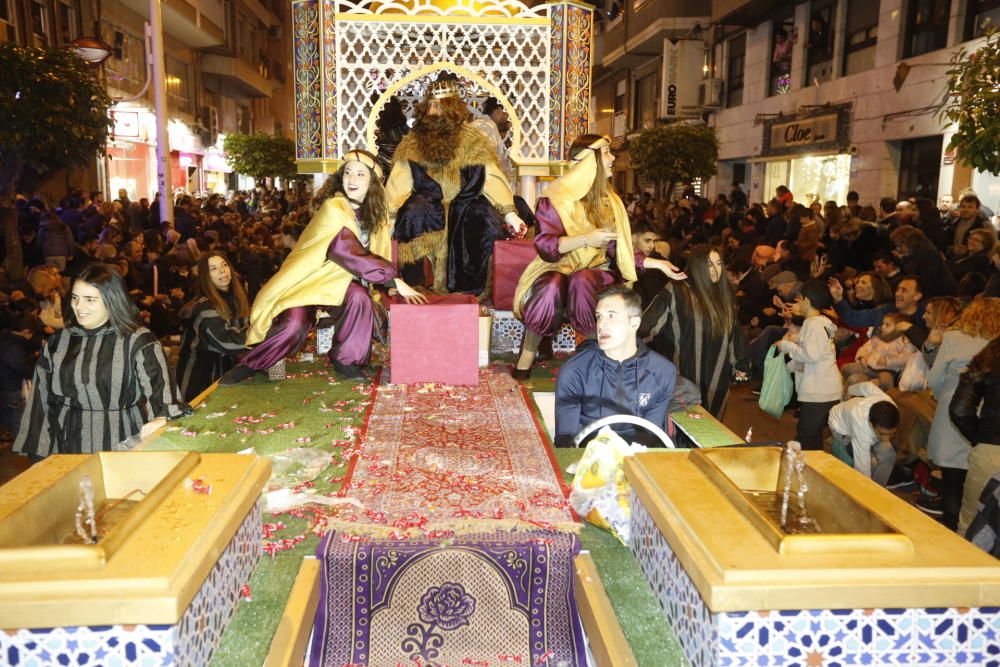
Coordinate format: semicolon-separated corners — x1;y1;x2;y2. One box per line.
492;238;537;310
389;294;480;386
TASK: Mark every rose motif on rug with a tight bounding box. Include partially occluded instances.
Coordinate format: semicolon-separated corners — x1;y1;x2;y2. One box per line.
309;531;586;667
417;583;476;630
400;583;477;662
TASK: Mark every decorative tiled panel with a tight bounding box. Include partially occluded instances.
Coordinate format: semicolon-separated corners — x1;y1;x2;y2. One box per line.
547;4;565;161
629;491;1000;667
320;0;338;159
561;4;592;157
1;499;264;667
2;624;176;667
491;310;577;354
175;497;263;666
292;0;322;159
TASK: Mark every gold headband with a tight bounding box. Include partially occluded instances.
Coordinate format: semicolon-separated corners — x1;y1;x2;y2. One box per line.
570;136;611;162
427;79;460;100
342;150;383;180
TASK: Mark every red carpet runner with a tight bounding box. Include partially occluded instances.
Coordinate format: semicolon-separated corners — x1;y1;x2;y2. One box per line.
340;366;576;536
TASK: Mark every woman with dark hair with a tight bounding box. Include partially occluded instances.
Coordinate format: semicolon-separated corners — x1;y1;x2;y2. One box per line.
949;228;996;283
14;263;187;458
640;244;749;418
177;252;250;401
511;134;686;378
221;150;425;383
890;226;958;298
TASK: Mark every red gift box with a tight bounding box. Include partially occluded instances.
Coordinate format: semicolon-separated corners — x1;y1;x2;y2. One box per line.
491;238;537;311
389;294;480;386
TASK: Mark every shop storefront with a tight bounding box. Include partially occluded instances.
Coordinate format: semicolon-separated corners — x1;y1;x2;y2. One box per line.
203;143;232;195
757;105;852;206
107;108;156;200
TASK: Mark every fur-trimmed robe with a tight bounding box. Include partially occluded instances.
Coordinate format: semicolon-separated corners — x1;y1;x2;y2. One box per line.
385;124;516;294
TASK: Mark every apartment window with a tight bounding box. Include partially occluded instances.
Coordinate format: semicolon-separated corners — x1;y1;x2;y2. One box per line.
904;0;952;57
237;12;259;65
166;56;193;115
0;0;17;43
726;33;746;107
964;0;1000;39
633;73;657;130
806;0;836;84
843;0;879;75
104;26;147;96
55;0;78;44
28;0;50;47
769;13;795;96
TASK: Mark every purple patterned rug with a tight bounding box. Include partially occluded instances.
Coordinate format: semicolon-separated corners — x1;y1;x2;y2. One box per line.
309;531;586;667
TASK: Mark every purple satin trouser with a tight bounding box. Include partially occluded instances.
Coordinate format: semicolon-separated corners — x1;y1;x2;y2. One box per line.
520;269;615;337
241;282;374;369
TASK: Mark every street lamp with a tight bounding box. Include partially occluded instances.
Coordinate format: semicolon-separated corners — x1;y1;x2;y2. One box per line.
68;37;114;66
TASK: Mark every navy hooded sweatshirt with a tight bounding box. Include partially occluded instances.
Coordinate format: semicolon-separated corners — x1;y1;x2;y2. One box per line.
554;339;677;447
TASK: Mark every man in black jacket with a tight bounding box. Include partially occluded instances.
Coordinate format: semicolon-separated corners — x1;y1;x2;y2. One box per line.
554;286;677;448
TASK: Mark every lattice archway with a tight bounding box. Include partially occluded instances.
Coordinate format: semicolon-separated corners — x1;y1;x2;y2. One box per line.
364;63;523;160
291;0;594;175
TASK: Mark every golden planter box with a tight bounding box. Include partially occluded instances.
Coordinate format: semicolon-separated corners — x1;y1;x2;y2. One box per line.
0;452;270;666
625;448;1000;666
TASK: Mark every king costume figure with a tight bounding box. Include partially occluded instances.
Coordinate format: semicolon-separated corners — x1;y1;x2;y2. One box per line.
384;78;526;295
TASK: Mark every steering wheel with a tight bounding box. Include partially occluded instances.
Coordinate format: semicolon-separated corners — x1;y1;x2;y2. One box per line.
572;414;677;449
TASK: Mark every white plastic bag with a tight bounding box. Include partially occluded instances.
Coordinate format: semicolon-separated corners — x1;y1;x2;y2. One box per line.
898;353;928;392
568;427;646;545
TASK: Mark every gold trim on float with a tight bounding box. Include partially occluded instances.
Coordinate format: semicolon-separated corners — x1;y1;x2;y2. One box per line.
574;552;638;667
264;557;322;667
334;13;549;24
297;158;343;174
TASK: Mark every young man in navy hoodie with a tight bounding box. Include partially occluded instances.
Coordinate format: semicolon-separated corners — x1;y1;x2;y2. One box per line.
554;286;677;448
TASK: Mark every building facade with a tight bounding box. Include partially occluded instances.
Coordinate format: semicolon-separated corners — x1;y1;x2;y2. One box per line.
592;0;1000;210
590;0;711;195
708;0;999;208
1;0;292;200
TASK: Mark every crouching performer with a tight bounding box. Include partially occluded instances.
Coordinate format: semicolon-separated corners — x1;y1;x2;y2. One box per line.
220;150;425;383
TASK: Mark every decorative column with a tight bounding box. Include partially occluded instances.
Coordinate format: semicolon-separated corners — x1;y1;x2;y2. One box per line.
292;0;322;163
547;0;593;162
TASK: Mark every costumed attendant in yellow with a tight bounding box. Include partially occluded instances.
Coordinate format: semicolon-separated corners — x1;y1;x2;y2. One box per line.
511;135;687;379
220;150;426;383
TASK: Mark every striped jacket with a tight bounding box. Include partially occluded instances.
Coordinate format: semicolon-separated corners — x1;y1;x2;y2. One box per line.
176;295;248;402
15;324;187;456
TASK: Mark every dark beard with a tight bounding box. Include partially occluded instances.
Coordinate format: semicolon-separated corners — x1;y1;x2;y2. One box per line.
412;115;461;164
496;120;512;135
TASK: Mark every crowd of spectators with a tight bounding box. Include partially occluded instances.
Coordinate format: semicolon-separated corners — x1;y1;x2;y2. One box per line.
2;176;999;549
622;182;1000;546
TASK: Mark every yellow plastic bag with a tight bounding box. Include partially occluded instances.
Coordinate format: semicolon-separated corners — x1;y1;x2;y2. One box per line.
568;427;646;545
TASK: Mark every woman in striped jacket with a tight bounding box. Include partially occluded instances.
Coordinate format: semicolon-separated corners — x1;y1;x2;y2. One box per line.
14;263;188;458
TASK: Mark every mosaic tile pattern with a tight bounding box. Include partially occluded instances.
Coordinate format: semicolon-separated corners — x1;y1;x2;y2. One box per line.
2;499;263;667
491;310;576;354
175;498;263;666
629;491;1000;667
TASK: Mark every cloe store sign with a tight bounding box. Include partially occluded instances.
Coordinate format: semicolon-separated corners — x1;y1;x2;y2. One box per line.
761;106;850;157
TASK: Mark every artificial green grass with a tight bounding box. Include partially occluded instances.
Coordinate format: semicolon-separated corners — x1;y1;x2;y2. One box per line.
148;360;372;667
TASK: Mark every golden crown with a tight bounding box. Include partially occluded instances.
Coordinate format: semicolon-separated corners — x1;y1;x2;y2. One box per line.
426;79;461;100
